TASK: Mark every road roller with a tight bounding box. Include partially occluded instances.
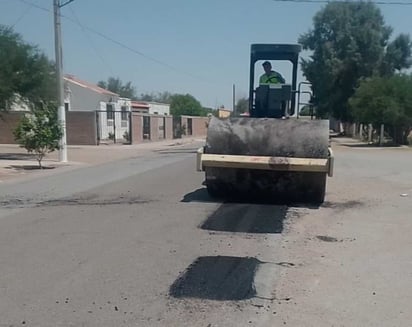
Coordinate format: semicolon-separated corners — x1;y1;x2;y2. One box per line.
196;44;334;204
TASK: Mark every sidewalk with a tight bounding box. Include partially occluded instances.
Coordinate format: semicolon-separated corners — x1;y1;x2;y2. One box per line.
0;138;204;183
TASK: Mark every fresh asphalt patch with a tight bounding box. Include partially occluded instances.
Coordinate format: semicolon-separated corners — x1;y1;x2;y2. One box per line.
169;256;283;302
169;256;261;301
200;203;288;234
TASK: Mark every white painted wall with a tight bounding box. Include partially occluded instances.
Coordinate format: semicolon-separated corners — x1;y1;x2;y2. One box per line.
147;102;170;115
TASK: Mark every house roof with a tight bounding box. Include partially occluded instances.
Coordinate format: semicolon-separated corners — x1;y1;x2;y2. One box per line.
64;74;119;97
131;101;150;109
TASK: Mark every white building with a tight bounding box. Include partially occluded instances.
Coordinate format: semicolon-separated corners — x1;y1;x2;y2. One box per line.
146;102;170;115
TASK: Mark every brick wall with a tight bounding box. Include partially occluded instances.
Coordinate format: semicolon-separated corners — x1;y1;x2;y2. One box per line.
131;113;174;144
131;113;143;144
165;116;173;140
180;116;209;138
150;116;159;141
0;112;24;144
66;111;97;145
0;111;97;145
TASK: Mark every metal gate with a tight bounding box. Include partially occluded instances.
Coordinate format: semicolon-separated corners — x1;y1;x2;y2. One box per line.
96;110;132;144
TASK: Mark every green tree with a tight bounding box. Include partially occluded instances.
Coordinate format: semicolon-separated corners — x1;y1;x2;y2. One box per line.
138;91;173;104
98;77;136;99
299;2;412;121
349;74;412;144
170;94;204;116
0;25;56;110
299;105;314;117
235;97;249;115
14;103;63;168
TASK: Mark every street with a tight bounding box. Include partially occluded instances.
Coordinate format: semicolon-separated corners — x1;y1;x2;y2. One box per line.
0;140;411;326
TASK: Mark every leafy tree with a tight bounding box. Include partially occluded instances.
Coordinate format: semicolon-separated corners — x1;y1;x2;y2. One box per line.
0;25;56;110
138;91;173;104
14;103;63;168
349;74;412;144
202;107;218;117
299;105;315;117
382;34;412;76
235;97;249;115
299;2;412;121
170;94;205;116
98;77;136;99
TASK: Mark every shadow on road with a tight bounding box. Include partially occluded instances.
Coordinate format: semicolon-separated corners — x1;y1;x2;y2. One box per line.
341;143;401;148
182;187;321;234
154;148;198;155
169;256;261;301
181;188;217;203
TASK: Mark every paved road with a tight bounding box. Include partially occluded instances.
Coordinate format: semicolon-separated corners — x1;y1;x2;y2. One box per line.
0;140;411;326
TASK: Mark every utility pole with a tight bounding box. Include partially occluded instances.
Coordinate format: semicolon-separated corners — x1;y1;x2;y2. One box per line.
232;84;236;117
53;0;74;162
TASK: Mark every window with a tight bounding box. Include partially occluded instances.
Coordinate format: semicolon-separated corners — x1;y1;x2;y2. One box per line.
64;103;70;111
121;106;128;121
106;104;114;120
121;106;128;127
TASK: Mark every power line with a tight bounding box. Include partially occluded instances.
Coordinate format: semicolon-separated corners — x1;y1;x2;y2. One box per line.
17;0;49;13
68;5;115;76
272;0;412;5
16;0;209;82
11;2;33;28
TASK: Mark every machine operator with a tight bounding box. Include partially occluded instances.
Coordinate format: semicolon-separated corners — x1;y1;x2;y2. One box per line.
259;61;285;85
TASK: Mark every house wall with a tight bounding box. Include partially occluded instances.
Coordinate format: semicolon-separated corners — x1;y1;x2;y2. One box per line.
66;111;98;145
0;112;25;144
66;80;115;111
147;102;170;115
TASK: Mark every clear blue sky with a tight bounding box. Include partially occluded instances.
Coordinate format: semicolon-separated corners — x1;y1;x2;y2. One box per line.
1;0;411;109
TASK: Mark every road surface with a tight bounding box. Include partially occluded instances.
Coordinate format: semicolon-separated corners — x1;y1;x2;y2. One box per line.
0;140;411;326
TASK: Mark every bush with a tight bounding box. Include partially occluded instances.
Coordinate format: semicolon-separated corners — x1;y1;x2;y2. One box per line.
407;130;412;146
123;130;130;142
14;104;62;168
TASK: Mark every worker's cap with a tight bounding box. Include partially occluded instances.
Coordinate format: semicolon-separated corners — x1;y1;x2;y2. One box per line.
262;61;271;66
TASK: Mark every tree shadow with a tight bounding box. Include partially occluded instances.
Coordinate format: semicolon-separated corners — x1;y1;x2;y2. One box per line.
5;165;55;170
0;153;35;160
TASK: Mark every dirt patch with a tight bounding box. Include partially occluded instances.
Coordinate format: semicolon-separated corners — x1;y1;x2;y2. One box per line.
316;235;339;243
322;200;363;211
0;195;152;209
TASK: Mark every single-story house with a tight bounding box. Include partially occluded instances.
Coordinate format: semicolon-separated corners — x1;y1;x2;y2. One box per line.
64;74;132;141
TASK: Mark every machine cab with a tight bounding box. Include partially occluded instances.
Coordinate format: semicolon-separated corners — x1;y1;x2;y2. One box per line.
249;44;301;118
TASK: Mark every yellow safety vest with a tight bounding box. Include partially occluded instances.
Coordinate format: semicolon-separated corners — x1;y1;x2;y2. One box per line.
259;71;285;85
